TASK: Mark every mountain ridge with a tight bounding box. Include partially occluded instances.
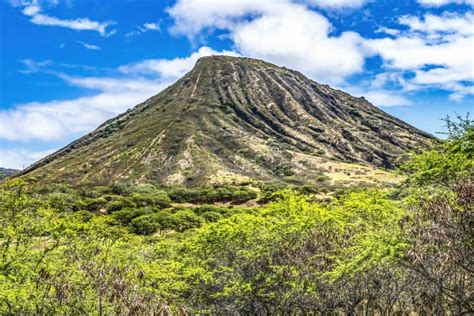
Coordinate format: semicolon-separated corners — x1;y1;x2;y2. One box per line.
18;55;435;187
0;168;19;179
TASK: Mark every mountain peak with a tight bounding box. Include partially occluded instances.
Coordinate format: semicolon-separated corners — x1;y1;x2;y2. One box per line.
19;57;434;187
196;54;263;64
193;55;286;76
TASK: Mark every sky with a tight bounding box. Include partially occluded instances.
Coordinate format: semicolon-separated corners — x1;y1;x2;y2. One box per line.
0;0;473;169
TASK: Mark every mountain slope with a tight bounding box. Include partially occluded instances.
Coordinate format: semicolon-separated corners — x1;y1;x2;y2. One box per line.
19;56;434;186
0;168;19;179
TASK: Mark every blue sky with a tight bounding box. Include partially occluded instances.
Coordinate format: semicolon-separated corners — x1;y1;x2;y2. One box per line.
1;0;473;169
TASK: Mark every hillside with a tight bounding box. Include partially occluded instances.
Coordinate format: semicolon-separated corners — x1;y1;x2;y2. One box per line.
0;168;19;179
18;56;435;187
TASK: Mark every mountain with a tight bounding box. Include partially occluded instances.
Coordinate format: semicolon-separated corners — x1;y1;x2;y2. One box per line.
0;168;19;179
18;56;434;187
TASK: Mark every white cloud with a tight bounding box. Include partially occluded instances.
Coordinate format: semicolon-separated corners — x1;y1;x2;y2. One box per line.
366;36;471;71
417;0;474;7
304;0;369;9
167;0;275;37
18;2;116;36
168;0;367;84
0;148;55;170
29;13;115;36
361;91;413;107
366;11;474;100
19;59;52;74
60;75;164;93
231;7;366;84
77;41;101;50
375;27;401;36
343;84;413;107
398;12;473;37
126;21;161;38
142;22;160;31
22;4;40;15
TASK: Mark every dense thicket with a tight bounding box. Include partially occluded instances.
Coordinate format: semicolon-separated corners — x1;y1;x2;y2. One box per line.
0;119;472;314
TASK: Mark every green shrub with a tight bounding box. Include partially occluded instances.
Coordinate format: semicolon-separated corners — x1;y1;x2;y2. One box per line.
131;214;162;235
106;198;137;213
74;210;95;222
173;210;204;231
168;186;256;204
130;191;171;208
297;185;319;195
130;209;205;235
131;211;178;234
110;182;131;195
167;187;196;203
201;211;223;223
49;192;86;212
112;208;153;225
84;197;108;212
194;205;229;215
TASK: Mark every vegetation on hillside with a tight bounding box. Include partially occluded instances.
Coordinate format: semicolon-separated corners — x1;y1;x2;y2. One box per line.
0;118;472;314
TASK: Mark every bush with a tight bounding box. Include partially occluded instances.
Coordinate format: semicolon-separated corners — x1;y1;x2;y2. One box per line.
130;209;205;235
131;214;162;235
173;210;204;231
112;208;153;225
110;182;131;195
201;211;222;223
49;192;86;212
75;210;95;222
194;205;229;215
84;197;108;212
106;198;137;213
168;186;256;204
130;191;171;209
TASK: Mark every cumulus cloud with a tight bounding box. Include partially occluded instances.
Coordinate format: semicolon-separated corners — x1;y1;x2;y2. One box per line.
168;0;367;84
16;1;116;36
0;148;56;170
417;0;474;7
304;0;369;9
360;91;413;107
167;0;278;37
375;27;401;36
366;11;474;100
398;12;474;37
343;82;413;107
231;7;366;84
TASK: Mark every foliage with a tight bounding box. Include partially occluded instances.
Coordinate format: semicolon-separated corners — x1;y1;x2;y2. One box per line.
0;117;472;313
402;114;473;186
0;179;169;314
168;185;257;204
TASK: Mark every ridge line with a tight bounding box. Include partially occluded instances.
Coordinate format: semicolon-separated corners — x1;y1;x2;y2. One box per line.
115;63;205;180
